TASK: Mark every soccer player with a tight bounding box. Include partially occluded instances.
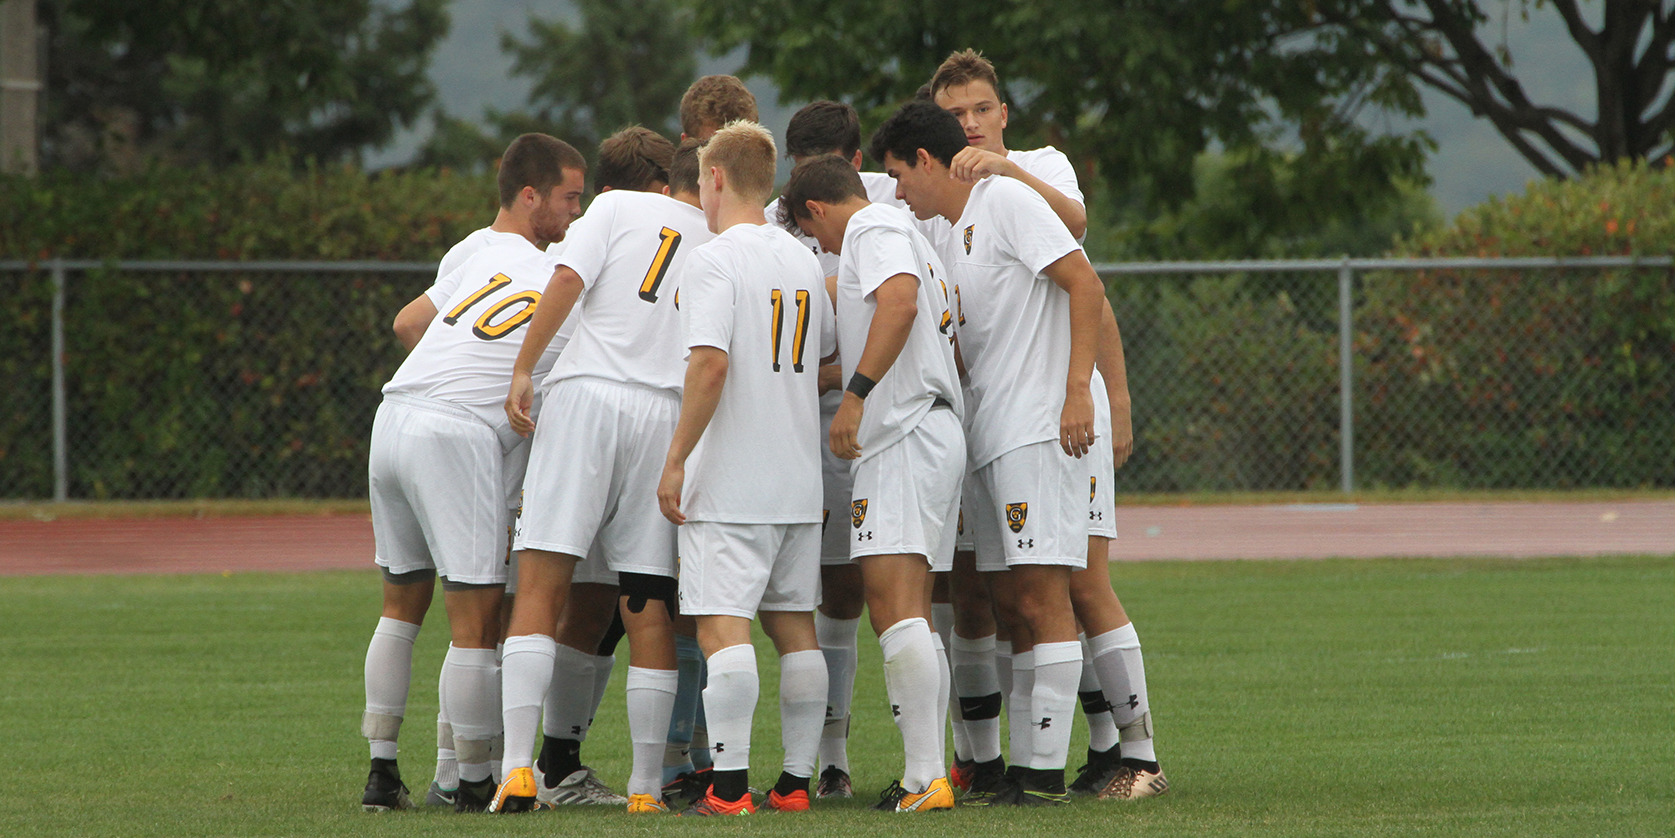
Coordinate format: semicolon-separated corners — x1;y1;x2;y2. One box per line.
778;100;907;799
779;154;964;812
527;126;678;808
655;121;833;817
869;100;1100;805
490;129;715;813
360;134;588;812
930;49;1164;800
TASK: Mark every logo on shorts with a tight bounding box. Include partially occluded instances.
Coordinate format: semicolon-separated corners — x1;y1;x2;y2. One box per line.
822;509;829;532
957;509;965;535
852;499;868;529
963;225;974;254
1006;502;1028;533
1090;476;1097;502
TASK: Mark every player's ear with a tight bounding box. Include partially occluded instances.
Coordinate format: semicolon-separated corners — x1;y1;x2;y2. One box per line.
520;184;538;206
916;147;934;170
662;184;671;196
850;150;863;171
805;199;823;221
999;102;1009;130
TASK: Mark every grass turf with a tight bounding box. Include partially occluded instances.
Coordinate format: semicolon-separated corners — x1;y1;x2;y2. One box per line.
1;555;1669;836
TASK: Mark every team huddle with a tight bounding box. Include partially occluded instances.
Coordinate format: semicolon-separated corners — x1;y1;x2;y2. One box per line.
359;50;1165;816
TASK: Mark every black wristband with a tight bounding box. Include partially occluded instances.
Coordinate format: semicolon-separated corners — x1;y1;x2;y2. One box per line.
845;372;877;400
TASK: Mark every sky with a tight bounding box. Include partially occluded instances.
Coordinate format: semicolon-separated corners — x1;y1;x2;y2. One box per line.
367;1;1603;219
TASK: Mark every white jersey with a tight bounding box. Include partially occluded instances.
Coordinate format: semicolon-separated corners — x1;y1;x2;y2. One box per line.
942;176;1082;468
384;239;568;442
1007;146;1084;208
777;170;907;279
679;223;834;524
545;190;712;394
834;203;962;461
427;227;531;307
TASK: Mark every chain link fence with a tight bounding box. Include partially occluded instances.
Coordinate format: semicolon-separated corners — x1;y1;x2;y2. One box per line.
3;257;1672;500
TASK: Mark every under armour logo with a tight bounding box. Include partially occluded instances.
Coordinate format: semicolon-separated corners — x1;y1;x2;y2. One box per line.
1017;538;1034;549
713;742;725;753
1090;510;1103;521
1032;717;1052;729
570;725;582;735
891;704;901;717
1121;693;1139;710
858;531;874;541
825;705;837;719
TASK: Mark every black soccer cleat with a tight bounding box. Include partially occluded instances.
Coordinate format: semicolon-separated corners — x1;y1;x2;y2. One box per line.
361;758;415;811
453;776;496;813
1069;746;1123;795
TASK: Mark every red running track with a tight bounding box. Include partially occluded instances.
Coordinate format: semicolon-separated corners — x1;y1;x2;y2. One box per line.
0;500;1668;577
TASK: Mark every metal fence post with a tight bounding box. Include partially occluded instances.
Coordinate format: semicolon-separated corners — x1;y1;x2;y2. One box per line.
51;257;66;501
1337;259;1355;495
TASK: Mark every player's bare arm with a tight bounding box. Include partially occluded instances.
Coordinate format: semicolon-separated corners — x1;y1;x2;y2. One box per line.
1097;296;1135;469
657;345;729;525
830;273;919;460
1044;250;1102;458
504;265;585;436
392;295;438;351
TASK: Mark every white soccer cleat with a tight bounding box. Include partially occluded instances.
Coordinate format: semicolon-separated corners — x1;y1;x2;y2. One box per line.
533;763;628;806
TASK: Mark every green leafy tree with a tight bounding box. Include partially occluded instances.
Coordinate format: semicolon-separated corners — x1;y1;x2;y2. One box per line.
37;0;448;171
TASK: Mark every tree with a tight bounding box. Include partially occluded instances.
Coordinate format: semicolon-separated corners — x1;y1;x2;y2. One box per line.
1321;1;1675;178
686;0;1433;224
416;0;694;171
38;0;448;171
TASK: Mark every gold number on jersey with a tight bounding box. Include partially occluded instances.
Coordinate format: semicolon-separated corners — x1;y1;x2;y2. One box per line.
937;279;955;343
954;284;966;326
770;288;812;372
639;227;682;303
471;290;542;340
442;273;513;325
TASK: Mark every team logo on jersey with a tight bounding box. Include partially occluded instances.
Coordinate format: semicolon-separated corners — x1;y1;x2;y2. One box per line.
1090;477;1097;502
963;225;974;254
1006;502;1028;533
852;499;868;529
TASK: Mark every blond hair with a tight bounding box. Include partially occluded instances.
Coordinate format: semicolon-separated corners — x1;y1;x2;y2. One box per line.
698;121;777;204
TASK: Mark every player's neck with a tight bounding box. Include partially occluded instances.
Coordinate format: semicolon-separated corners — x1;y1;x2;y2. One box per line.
714;195;767;233
936;178;976;224
489;208;537;246
671;189;702;210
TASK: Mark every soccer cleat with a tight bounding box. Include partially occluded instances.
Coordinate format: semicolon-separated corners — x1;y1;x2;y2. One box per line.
1069;747;1124;795
1097;762;1170;800
535;765;628;806
815;766;853;799
677;789;756;816
422;782;457;807
488;766;540;813
453;776;496;813
958;759;1010;806
873;778;956;812
361;758;415;812
626;793;671;813
765;789;810;812
661;767;713;804
1000;767;1070;807
948;757;976;793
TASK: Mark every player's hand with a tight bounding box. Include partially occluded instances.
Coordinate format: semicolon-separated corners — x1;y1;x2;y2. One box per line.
830;393;864;460
818;363;843;395
505;371;536;437
1060;386;1095;459
1111;396;1134;470
657;463;687;525
950;147;1016;184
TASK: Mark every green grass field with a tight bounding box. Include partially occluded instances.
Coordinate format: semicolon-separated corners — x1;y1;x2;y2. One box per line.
2;556;1669;837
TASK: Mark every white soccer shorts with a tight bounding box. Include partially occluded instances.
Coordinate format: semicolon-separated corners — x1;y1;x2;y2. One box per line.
515;377;679;578
369;396;510;587
971;440;1089;573
677;521;821;619
847;407;964;572
1088;389;1119;540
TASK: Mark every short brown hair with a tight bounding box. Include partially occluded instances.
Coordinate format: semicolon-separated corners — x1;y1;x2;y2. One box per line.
776;154;866;233
679;75;759;139
930;49;1002;101
698;121;777;204
497;133;586;207
597;126;674;192
785;101;861;160
669;137;703;197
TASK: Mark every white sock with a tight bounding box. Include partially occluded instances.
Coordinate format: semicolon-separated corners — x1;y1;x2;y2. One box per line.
1079;634;1119;753
1007;649;1034;765
434;661;457;789
930;604;968;761
499;634;556;773
814;614;860;775
363;617;421;761
444;645;501;784
1090;624;1156;763
590;654;615;731
778;649;828;780
930;632;951;770
543;644;597;741
951;633;1002;763
994;639;1014;708
1027;640;1082;771
626;667;679;797
702;644;757;774
878;618;943;792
